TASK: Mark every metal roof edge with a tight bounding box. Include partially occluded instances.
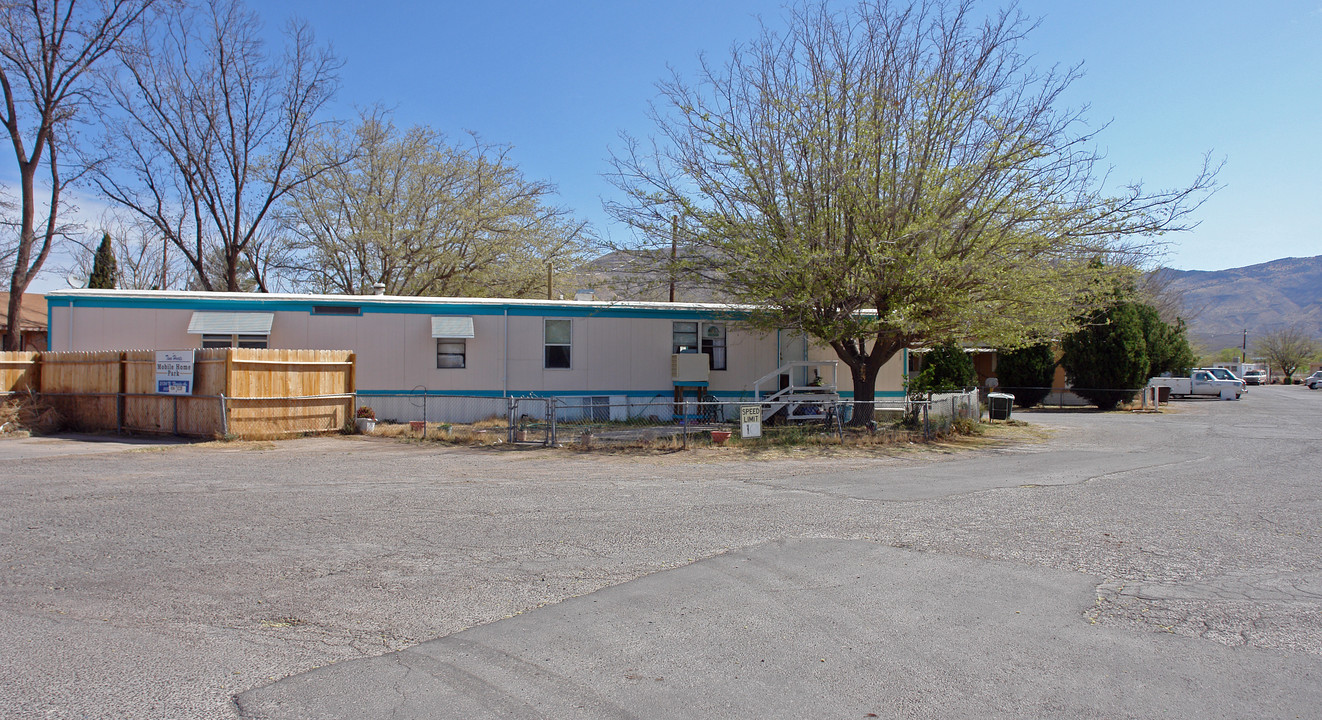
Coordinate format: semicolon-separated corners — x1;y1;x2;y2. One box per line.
45;288;756;313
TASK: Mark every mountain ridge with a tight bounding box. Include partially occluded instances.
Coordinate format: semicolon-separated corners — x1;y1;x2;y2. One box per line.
1158;255;1322;352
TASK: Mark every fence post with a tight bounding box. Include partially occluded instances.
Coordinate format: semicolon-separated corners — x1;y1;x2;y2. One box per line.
219;394;228;436
507;398;516;444
682;399;689;450
548;398;557;447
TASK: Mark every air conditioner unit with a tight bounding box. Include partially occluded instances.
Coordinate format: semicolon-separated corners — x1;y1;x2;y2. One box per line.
671;353;710;383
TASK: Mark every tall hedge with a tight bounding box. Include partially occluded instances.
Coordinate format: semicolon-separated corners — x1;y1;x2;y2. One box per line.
995;343;1056;408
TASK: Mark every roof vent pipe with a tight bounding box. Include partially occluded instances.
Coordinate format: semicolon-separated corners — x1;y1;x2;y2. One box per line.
372;282;386;296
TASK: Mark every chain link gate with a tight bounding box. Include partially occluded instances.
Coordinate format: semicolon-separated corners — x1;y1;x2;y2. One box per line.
507;397;556;445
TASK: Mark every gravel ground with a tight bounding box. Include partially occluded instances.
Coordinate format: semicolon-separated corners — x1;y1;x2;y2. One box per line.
1;385;1319;718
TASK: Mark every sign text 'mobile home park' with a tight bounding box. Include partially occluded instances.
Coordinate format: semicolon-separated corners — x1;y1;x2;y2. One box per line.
155;350;195;395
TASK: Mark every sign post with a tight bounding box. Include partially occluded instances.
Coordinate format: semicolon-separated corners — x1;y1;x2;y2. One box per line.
155;350;195;395
740;404;762;439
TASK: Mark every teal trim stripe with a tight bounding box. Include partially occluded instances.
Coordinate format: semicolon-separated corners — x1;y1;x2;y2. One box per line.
355;388;906;399
357;389;679;399
50;294;751;321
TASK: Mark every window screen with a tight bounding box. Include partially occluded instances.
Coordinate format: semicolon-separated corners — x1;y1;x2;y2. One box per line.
673;322;698;354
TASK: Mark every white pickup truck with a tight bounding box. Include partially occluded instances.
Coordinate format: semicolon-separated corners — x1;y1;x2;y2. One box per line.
1149;370;1243;399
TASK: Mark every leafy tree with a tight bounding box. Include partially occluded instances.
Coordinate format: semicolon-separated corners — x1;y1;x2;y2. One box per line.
0;0;157;349
907;341;976;395
604;0;1217;423
995;343;1056;408
1060;302;1149;410
1206;347;1245;364
94;0;341;292
1254;326;1319;383
282;111;589;297
88;233;118;289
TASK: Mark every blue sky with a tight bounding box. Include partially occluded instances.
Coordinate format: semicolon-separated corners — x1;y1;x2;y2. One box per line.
275;0;1319;273
14;0;1322;291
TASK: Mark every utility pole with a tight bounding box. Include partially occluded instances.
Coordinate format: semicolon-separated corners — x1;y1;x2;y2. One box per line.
1242;328;1248;364
669;214;678;303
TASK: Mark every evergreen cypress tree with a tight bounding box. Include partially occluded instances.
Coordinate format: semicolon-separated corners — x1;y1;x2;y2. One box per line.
1060;302;1149;410
88;232;117;289
1135;304;1196;377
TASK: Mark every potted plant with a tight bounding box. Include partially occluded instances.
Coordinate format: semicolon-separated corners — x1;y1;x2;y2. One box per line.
355;405;377;433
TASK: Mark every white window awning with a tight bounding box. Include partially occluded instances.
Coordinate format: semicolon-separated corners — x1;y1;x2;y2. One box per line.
186;312;274;335
431;316;475;339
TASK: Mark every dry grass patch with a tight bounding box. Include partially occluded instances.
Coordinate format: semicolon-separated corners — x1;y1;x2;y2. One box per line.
0;392;62;436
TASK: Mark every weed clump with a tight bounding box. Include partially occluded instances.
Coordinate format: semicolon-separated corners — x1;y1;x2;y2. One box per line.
0;392;62;436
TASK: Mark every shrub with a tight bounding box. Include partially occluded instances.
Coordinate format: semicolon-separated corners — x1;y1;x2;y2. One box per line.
355;405;376;419
908;341;976;395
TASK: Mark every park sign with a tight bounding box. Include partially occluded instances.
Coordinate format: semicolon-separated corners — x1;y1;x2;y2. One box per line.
156;350;195;395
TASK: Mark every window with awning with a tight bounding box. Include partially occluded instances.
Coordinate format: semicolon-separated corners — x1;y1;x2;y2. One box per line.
430;316;475;338
432;316;474;369
186;312;274;335
187;312;274;348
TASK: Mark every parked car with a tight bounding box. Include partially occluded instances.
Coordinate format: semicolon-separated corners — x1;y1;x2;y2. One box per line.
1149;370;1243;399
1242;369;1267;385
1305;371;1322;390
1198;367;1246;390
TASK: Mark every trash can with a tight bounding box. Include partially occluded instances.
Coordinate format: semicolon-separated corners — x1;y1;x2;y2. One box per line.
988;392;1014;420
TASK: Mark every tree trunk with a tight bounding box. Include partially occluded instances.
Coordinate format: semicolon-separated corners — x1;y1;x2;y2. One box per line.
829;335;902;427
849;362;880;427
3;288;24;351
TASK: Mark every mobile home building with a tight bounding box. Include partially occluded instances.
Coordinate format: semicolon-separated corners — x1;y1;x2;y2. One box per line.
44;290;908;422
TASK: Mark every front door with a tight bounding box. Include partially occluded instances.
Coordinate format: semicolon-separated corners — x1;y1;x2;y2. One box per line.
778;330;809;386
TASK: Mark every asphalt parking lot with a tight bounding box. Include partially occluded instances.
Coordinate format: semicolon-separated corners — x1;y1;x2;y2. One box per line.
2;386;1320;718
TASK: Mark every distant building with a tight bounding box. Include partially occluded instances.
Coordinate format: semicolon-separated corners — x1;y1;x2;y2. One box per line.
0;292;48;352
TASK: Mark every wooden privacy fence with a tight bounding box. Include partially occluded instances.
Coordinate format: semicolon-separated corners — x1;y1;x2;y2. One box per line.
0;351;39;393
1;349;355;439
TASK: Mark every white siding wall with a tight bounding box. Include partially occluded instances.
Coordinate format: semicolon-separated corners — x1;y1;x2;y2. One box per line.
49;301;907;396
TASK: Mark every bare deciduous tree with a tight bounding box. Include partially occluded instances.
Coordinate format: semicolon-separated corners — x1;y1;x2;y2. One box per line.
1254;326;1318;383
59;209;185;289
605;0;1218;421
282;110;590;297
93;0;341;292
0;0;156;349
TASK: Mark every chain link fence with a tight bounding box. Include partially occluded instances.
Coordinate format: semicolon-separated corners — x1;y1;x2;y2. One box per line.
354;390;982;449
5;386;982;446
